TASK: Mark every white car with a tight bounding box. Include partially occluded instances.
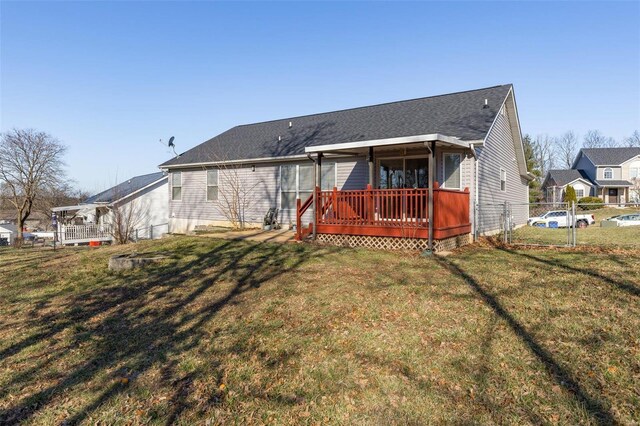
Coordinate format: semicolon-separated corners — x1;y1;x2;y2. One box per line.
527;210;596;228
603;214;640;227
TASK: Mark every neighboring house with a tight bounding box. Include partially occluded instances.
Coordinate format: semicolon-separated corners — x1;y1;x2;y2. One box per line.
0;223;17;245
541;169;595;203
542;147;640;204
160;84;532;250
52;172;169;245
0;211;49;231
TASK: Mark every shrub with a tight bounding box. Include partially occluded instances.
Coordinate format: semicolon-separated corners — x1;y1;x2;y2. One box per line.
563;186;577;204
578;196;604;210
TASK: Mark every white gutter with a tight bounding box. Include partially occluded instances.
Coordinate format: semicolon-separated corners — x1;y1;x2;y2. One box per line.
159;154;310;170
52;203;103;212
305;133;472;153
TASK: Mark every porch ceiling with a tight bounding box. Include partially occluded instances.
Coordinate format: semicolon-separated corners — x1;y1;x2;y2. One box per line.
305;133;480;155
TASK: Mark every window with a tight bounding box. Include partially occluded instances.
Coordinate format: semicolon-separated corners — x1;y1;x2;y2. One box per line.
320;163;336;191
630;167;640;179
603;168;613;179
171;172;182;201
443;153;461;189
280;164;317;210
500;168;507;192
207;169;218;201
575;188;585;198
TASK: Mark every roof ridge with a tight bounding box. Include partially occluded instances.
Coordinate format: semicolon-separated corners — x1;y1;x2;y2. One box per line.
233;84;512;128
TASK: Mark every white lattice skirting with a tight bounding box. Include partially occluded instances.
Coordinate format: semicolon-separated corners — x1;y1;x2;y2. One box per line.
315;233;472;252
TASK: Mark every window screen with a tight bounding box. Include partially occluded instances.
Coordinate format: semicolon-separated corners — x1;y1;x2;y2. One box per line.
443;154;461;189
172;172;182;201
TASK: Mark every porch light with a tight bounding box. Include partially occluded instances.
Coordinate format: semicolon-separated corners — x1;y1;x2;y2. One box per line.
251;165;256;172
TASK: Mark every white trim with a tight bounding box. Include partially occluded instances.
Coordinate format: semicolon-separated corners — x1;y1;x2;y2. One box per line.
305;133;469;154
110;176;168;205
161;154;310;170
442;152;462;190
171;171;182;201
52;203;102;212
562;177;593;188
206;169;219;202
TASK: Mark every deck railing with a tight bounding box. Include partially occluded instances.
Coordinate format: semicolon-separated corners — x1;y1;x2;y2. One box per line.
296;184;470;240
62;224;113;242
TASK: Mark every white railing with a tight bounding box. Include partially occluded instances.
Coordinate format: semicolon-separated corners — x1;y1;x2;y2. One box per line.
62;224;113;242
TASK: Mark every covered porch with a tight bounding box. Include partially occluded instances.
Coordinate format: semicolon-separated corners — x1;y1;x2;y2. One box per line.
52;204;113;245
296;134;477;250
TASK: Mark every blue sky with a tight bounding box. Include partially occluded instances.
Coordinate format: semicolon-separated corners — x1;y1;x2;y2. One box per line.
1;1;639;192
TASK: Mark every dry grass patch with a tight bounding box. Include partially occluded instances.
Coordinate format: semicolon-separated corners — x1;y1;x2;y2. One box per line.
0;237;638;424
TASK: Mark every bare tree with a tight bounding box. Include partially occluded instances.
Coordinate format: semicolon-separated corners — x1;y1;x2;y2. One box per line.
532;134;556;179
109;197;149;244
554;131;579;168
214;163;260;230
0;129;66;241
34;184;89;230
624;130;640;147
583;130;618;148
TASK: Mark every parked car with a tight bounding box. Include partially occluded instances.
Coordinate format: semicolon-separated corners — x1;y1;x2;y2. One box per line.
602;213;640;227
527;210;596;228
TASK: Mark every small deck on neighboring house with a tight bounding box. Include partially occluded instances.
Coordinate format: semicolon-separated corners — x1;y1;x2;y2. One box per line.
296;183;471;250
59;224;113;245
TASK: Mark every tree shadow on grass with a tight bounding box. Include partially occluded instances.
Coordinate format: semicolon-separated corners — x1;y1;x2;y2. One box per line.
0;238;339;424
433;255;617;426
492;243;640;299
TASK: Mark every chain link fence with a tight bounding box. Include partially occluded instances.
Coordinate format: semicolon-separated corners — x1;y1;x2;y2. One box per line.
476;202;640;248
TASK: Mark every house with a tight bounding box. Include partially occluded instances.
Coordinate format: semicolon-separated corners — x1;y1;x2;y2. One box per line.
542;147;640;204
159;84;532;251
52;172;169;245
0;223;17;245
541;169;595;203
0;210;49;231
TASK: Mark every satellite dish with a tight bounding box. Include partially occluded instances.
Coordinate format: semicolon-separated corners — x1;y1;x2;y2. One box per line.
168;136;175;148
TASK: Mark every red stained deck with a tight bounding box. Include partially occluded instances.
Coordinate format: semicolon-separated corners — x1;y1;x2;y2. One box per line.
296;184;471;241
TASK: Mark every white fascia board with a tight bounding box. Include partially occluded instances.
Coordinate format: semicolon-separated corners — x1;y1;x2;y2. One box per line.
305;134;469;153
52;203;102;212
159;154;310;170
564;178;593;187
110;176;168;206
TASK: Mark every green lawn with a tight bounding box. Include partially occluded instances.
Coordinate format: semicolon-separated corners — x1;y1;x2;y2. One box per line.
0;237;639;424
513;207;640;247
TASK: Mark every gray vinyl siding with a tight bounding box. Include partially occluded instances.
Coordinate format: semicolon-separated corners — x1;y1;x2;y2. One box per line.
169;164;280;226
337;157;368;189
168;157;369;230
476;103;529;234
574;154;596;182
596;166;622;180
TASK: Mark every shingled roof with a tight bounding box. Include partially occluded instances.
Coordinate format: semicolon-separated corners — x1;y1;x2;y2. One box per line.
546;169;594;187
160;84;513;167
84;172;167;204
580;147;640;166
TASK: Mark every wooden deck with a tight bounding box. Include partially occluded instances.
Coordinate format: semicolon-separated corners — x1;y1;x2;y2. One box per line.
60;224;113;245
296;184;471;241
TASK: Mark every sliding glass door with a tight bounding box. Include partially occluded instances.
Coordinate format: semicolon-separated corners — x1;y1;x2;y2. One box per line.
378;157;428;189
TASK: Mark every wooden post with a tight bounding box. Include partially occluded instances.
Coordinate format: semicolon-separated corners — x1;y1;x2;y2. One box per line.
313;153;322;240
368;146;375;187
295;198;302;240
428;141;436;251
366;184;374;224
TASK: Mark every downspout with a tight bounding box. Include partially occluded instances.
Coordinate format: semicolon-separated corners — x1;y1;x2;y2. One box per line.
470;143;479;241
306;153;318;240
